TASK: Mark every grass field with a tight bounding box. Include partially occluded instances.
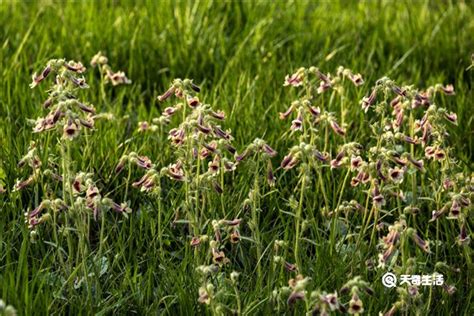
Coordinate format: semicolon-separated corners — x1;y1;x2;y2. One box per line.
0;1;473;315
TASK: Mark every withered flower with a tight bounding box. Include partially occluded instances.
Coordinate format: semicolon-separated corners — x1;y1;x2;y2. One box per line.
213;126;231;140
308;106;321;117
317;80;331;94
291;116;303;131
136;156;152;169
267;162;276;186
284;261;297;272
457;224;470;246
287;291;305;306
210;110;225;120
450;200;461;217
167;161;185;181
407;155;424;171
212;181;223;194
197;287;211;305
314;150;329;162
371;184;385;207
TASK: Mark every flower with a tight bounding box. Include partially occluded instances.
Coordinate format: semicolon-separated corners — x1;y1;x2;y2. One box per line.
63;119;80;139
440;84;455;95
444;112;457;124
411;231;430;253
197;287;211;305
361;89;377;112
281;153;299;170
106;70;131;86
283;68;304;87
348;293;364;314
211;248;230;265
388;167;404;184
157;86;176;102
350;156;363;171
349;73;364;86
329;120;345;136
291;116;303;131
186;95;200;108
262;144;277;157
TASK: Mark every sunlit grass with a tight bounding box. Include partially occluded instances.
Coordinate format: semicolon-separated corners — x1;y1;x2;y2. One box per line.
0;1;473;315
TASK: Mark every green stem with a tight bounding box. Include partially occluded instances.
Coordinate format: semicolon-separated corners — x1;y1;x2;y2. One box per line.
295;175;306;270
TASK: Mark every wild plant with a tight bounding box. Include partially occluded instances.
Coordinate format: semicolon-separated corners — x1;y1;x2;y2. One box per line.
118;79;239;250
356;77;472;314
272;273;372;315
235;138;277;283
280;66;365;269
19;59;131;275
195;219;244;314
90;51;131;104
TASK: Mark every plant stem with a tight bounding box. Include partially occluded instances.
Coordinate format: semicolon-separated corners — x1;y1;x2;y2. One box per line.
295;175;306;270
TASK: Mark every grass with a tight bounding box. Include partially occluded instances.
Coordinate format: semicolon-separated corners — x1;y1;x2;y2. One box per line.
0;0;473;315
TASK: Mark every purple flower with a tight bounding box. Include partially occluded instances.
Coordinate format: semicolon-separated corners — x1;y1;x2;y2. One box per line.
407;155;424;171
291;116;303;131
157;86;176;102
330;150;345;169
314;150;329;162
440;84;455;95
388;167;404;184
281;153;299;170
350;156;363;171
186;95;200;108
329;120;345;136
262;144;277;157
349;73;364;86
210;110;225;120
279;106;293;120
213;126;231;140
444;112;457;124
361;89;377;112
411;231;430;253
283;72;303;87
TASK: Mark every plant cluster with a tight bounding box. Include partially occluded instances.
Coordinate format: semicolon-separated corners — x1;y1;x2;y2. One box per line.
5;56;472;315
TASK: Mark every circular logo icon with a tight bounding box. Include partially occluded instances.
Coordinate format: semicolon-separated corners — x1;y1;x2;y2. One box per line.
382;272;397;288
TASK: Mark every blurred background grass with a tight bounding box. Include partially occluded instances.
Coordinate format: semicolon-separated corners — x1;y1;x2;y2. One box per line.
0;0;473;314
